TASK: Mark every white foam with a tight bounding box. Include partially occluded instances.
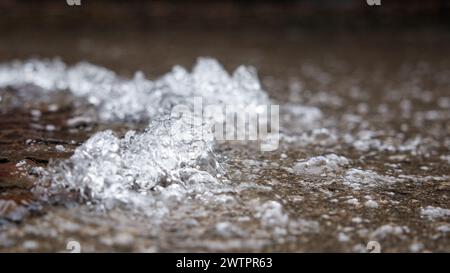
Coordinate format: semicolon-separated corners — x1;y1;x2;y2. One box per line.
255;200;289;228
440;155;450;164
343;168;396;190
293;154;349;176
364;200;379;209
420;206;450;220
370;224;409;240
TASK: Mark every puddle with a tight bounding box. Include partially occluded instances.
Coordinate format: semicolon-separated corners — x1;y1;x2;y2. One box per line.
0;30;449;252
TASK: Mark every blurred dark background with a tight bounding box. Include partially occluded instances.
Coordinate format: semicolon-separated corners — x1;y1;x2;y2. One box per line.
1;0;449;30
0;0;449;84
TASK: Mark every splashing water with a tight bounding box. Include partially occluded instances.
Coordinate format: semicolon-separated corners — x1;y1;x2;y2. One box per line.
0;58;271;213
0;58;268;121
